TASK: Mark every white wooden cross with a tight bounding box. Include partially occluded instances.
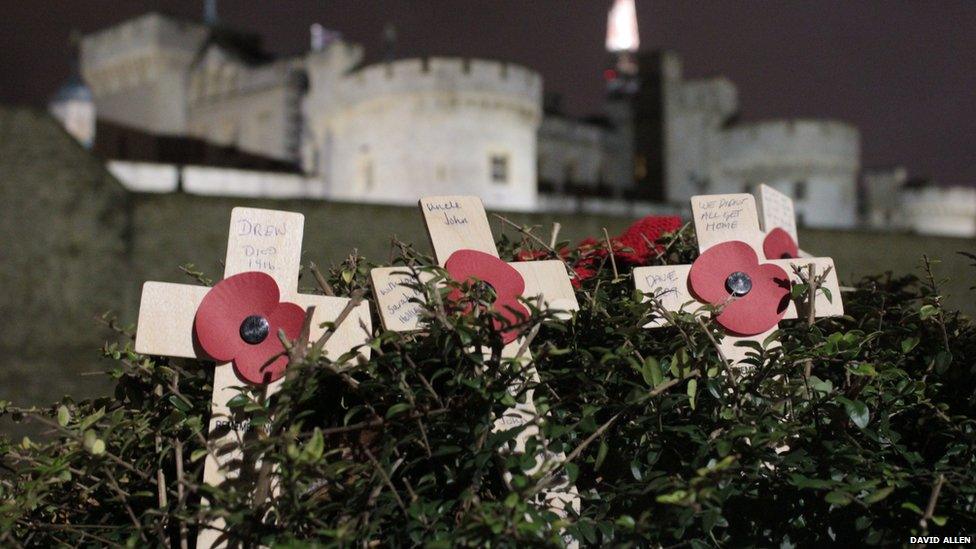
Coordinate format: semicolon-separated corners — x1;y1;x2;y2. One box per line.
756;183;799;250
134;207;372;548
634;193;843;365
370;196;582;538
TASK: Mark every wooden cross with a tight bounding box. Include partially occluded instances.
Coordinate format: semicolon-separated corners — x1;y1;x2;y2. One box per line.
633;193;843;365
370;196;582;536
755;183;799;250
134;207;372;549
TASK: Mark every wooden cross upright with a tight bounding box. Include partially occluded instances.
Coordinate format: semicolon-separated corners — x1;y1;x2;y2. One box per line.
135;207;372;548
370;195;582;532
755;183;800;252
634;193;844;365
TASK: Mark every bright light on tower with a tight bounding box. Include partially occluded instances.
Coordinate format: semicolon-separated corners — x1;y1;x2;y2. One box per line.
606;0;640;53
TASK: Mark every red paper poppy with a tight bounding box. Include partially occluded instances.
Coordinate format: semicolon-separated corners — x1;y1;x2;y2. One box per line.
444;250;529;344
571;263;597;288
194;272;306;385
615;215;683;264
763;227;799;260
688;241;791;336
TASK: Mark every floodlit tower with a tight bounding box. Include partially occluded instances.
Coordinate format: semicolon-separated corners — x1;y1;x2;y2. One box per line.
606;0;640;81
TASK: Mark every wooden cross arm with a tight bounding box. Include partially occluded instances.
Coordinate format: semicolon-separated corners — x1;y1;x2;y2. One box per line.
292;294;373;360
634;257;843;327
135;282;210;358
134;282;372;361
371;260;579;333
510;259;579;317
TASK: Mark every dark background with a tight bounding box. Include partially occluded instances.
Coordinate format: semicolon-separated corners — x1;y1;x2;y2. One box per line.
1;1;974;186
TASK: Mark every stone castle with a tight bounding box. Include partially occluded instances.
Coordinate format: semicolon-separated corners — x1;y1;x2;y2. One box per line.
48;2;974;236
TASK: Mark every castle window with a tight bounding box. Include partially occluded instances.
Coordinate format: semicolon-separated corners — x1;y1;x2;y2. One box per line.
490;154;509;184
564;160;579;185
358;156;374;191
795;180;808;200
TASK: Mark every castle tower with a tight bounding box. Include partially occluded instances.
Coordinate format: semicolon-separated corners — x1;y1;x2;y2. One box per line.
80;13;209;135
605;0;640;91
600;0;641;197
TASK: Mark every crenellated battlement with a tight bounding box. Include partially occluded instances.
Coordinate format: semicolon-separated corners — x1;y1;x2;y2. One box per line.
336;57;542;108
721;119;860;175
672;77;737;117
81;13;206;71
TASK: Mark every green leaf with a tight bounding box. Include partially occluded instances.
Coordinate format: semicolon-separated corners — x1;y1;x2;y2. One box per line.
385;403;412;419
642;357;662;387
341;270;354;284
226;393;250;408
933;350;953;373
564;462;580;483
837;397;870;429
91;439;106;455
594;439;609;471
809;376;833;395
615;515;635;529
304;428;325;461
820;286;833;303
847;363;877;377
865;486;894;504
169;395;191;413
919;304;939;320
900;336;920;354
931;516;947;526
656;490;688;504
901;501;923;515
57;405;71;427
791;283;809;300
190;449;209;463
825;490;852;506
78;408;105;431
687;379;698;410
82;430;97;451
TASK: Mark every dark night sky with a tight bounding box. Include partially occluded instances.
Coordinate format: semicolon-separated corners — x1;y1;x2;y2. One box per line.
1;1;974;186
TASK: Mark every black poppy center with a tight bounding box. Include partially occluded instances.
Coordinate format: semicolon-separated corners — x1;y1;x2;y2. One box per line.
240;315;270;345
726;271;753;297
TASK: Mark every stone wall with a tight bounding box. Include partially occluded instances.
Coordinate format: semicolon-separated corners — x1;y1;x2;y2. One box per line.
3;108;975;408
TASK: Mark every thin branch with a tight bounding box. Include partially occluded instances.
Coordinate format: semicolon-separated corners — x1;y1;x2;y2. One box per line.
309;261;336;296
695;317;732;371
804;263;817;378
492;214;575;278
311;290;365;356
919;473;945;531
602;227;619;279
549;222;561;249
102;466;149;544
363;448;409;517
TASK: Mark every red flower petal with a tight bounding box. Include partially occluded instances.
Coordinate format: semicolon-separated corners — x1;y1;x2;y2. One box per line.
233;301;306;385
194;272;281;362
688;241;760;305
616;215;683;264
714;262;791;335
689;241;791;336
445;250;529;344
763;227;799;260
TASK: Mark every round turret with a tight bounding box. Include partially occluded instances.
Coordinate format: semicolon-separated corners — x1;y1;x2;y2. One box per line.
718;119;861;227
306;57;543;210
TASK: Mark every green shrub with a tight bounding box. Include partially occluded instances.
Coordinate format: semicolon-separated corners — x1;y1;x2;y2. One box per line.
1;228;974;547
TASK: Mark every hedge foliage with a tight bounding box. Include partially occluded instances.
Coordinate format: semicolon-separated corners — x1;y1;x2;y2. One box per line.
1;224;974;547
